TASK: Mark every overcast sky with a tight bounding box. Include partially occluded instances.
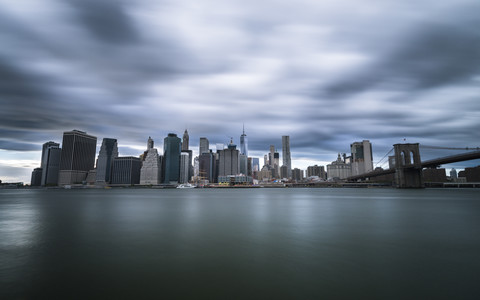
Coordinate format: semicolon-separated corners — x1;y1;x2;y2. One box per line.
1;0;480;183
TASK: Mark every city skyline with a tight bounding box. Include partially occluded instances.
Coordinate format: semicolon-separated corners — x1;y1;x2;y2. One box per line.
1;0;480;182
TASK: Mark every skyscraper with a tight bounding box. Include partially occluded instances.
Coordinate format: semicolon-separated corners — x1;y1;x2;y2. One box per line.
95;138;118;184
41;144;61;186
282;136;292;178
182;129;189;151
240;125;248;157
110;157;141;185
218;138;239;177
163;133;181;183
199;137;209;155
179;152;190;183
350;140;373;176
140;137;162;185
58;130;97;185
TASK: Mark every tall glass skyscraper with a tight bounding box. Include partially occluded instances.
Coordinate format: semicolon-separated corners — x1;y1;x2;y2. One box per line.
282;136;292;178
96;138;118;183
199;137;209;155
163;133;181;183
58;130;97;185
240;125;248;157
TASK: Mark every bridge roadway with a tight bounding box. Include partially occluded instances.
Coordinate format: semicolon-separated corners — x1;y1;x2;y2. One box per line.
347;150;480;181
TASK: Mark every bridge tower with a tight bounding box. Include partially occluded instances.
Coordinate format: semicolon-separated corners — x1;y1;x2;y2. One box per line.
393;143;424;188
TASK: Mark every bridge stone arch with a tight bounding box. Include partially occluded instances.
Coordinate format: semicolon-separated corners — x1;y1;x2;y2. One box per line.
394;143;423;188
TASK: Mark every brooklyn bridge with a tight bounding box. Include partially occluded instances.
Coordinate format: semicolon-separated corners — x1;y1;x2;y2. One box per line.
346;143;480;188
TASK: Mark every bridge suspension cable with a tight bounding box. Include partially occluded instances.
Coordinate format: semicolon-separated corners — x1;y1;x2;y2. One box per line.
419;145;480;151
374;147;394;168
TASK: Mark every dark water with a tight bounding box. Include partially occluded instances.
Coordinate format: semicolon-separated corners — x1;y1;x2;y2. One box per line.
1;188;479;299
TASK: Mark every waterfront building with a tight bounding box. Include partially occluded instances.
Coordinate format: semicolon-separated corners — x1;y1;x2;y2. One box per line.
41;143;61;186
218;175;253;185
423;168;447;182
327;154;352;179
179;152;190;183
199;137;209;155
252;158;260;172
239;154;248;175
140;137;162;185
280;165;288;179
163;133;181;184
218;139;239;177
199;152;216;183
464;166;480;182
292;168;304;182
110;157;141;185
58;130;97;185
247;157;252;176
31;168;43;186
307;165;326;180
240;125;248;157
273;151;280;178
282;136;292;178
95;138;118;184
182;129;189;151
350;140;373;176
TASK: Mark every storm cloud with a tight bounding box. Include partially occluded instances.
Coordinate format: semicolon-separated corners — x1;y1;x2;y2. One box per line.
1;0;480;182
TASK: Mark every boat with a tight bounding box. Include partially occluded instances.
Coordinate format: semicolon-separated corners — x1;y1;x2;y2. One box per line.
176;183;196;189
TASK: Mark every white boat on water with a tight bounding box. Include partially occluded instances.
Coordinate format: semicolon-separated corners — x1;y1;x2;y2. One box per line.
176;183;196;189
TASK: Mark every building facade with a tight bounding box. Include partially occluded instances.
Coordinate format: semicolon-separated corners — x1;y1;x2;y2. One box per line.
282;136;292;178
327;154;352;179
110;157;141;185
218;139;239;177
95;138;118;184
41;144;62;186
163;133;181;183
140;137;162;185
58;130;97;185
199;137;209;155
350;140;373;176
182;129;189;151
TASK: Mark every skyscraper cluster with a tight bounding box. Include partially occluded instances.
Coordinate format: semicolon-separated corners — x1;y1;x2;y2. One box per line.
29;127;376;186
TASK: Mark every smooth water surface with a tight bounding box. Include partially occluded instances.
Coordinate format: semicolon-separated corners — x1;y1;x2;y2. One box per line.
1;188;479;299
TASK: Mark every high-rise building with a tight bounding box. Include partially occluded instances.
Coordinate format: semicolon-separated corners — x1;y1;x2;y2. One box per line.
31;168;43;186
450;168;458;180
239;154;248;175
269;145;275;167
282;136;292;178
110;157;141;185
58;130;97;185
280;165;288;179
179;152;190;183
306;165;326;179
41;142;58;169
273;151;280;177
163;133;181;183
218;138;239;177
240;125;248;157
252;158;260;172
41;144;61;186
140;137;162;185
199;137;209;155
182;129;189;151
199;152;216;183
350;140;373;176
95;138;118;184
292;168;304;182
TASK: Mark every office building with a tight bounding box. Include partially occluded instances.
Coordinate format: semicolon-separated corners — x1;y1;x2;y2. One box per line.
239;154;248;175
282;136;292;178
218;139;239;177
182;129;189;151
110;157;141;185
199;152;216;183
292;168;304;182
163;133;181;183
31;168;43;186
240;125;248;157
327;154;352;179
95;138;118;184
350;140;373;176
252;158;260;172
199;137;209;155
140;137;162;185
58;130;97;185
41;144;61;186
280;165;288;179
179;152;190;183
307;165;326;180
